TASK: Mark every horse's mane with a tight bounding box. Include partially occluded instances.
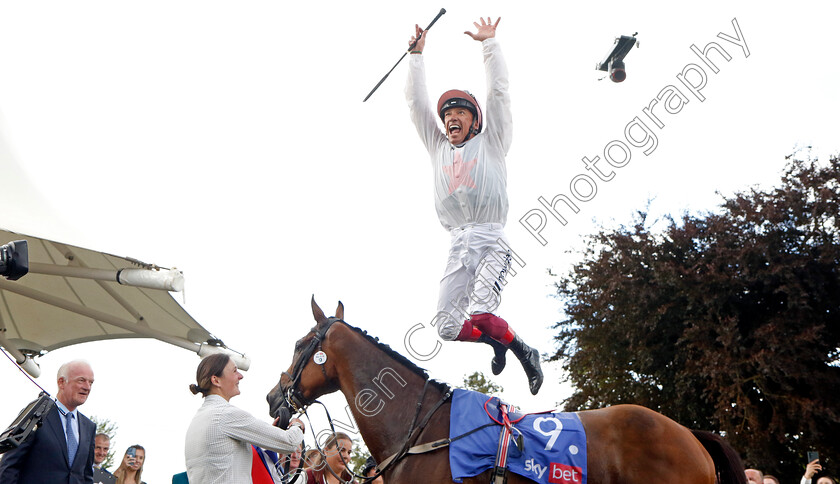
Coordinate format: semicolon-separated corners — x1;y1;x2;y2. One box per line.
340;321;450;394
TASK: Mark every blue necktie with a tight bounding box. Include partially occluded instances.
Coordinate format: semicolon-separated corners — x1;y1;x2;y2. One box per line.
66;412;78;466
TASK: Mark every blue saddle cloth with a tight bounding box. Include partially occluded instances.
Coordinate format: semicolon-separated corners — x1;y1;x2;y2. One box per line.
449;389;587;484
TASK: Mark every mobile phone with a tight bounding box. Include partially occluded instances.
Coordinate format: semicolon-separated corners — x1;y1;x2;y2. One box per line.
127;447;136;459
807;451;820;463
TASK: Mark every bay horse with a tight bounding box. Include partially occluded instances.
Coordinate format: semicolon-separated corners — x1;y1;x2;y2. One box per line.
267;299;747;484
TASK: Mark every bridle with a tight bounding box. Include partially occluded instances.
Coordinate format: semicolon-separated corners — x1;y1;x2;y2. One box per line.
274;317;337;484
276;317;453;483
280;317;338;413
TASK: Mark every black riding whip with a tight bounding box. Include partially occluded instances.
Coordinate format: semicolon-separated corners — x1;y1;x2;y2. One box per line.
362;8;446;102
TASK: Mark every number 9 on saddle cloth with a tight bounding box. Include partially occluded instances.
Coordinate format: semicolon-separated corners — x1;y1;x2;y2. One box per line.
448;389;588;484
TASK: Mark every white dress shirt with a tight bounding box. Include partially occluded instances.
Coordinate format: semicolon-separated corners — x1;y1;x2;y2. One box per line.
185;394;303;484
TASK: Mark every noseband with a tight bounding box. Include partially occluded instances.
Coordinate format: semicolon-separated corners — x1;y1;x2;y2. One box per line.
281;317;339;413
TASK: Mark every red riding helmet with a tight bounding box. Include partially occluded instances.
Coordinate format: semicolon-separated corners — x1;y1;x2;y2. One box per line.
437;89;483;137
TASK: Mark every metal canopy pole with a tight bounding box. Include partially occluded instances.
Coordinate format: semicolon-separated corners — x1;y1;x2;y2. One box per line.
0;334;41;377
27;262;184;291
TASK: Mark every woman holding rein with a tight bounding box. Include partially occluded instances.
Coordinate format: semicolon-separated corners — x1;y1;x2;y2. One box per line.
185;353;305;484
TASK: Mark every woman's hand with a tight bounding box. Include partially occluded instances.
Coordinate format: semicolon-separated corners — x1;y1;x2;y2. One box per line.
288;417;306;433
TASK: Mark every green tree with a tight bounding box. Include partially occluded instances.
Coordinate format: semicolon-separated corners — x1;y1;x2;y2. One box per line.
462;371;504;396
89;415;118;470
350;439;370;477
550;154;840;482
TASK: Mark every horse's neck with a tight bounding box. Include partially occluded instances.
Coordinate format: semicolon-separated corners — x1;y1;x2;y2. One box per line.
333;333;447;462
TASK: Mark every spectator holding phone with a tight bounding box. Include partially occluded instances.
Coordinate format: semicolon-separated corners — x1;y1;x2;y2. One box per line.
802;459;822;484
113;445;145;484
801;454;837;484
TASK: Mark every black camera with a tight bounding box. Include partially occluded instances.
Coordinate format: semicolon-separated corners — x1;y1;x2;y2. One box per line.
596;34;639;83
0;392;55;454
0;240;29;281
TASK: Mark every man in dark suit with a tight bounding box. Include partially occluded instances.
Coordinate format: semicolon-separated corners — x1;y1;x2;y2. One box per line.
93;433;116;484
0;359;96;483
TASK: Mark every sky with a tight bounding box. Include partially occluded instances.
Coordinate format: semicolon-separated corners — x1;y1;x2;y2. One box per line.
1;1;838;482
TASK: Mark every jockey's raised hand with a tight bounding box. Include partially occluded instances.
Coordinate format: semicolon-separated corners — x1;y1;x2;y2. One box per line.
409;24;427;53
464;17;500;42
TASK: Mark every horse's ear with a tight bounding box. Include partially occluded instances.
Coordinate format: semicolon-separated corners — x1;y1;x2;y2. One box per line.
311;295;327;324
335;301;344;320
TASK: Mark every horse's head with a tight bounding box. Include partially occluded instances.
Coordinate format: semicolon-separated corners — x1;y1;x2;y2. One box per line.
267;296;345;419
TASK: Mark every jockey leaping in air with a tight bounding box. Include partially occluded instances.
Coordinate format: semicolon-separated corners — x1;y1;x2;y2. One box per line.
405;17;543;395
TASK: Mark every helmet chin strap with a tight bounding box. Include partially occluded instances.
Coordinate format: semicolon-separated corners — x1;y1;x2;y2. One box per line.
466;121;480;140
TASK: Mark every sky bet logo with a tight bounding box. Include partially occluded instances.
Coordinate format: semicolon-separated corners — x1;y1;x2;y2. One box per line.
549;462;582;484
524;459;582;484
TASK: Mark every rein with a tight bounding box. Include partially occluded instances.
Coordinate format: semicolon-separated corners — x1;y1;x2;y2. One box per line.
367;380;452;481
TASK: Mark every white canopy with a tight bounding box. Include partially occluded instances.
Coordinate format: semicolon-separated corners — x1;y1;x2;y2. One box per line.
0;228;249;376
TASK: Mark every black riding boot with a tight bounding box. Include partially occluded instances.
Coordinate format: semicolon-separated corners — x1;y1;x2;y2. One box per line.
508;334;544;395
477;334;507;375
